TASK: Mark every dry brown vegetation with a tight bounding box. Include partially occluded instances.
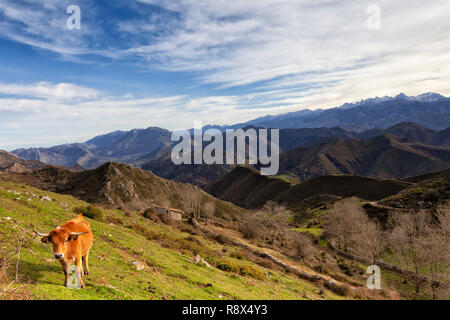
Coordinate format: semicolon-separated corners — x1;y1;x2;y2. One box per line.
0;238;34;300
239;201;316;262
387;206;450;299
324;198;450;299
324;197;385;264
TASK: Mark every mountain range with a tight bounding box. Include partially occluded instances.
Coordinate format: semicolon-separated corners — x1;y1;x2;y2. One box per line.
142;122;450;186
222;92;450;132
276;133;450;181
12;92;450;166
7;93;450;187
12;127;172;169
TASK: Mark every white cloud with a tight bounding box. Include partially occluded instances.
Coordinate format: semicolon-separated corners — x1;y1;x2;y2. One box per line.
1;0;449;95
0;0;101;56
1;76;449;150
126;0;450;89
1;1;450;149
0;82;101;100
0;80;302;149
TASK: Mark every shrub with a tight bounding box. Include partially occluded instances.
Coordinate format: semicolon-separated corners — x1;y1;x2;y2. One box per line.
323;281;353;297
204;256;220;267
423;190;440;203
229;250;245;260
74;205;104;221
284;231;316;261
179;225;202;236
213;234;231;245
185;236;202;246
143;207;161;223
124;211;133;218
254;258;278;271
105;216;124;226
239;265;266;280
216;261;240;273
337;262;353;276
176;239;204;255
239;221;264;239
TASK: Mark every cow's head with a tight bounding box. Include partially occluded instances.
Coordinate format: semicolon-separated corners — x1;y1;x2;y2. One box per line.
34;229;87;260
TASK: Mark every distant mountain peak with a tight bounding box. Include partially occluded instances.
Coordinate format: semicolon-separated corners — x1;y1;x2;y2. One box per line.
341;92;447;110
393;92;446;102
414;92;446;102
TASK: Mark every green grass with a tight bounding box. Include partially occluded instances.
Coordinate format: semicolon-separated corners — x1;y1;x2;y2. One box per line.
0;181;341;300
273;175;300;186
294;227;323;237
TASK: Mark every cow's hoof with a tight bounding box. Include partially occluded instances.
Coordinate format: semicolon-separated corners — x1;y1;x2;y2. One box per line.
84;271;90;276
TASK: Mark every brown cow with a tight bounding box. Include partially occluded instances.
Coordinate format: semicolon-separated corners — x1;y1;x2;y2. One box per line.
34;214;93;288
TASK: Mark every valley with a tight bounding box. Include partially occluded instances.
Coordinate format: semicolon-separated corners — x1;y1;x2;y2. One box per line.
1;93;450;301
1;0;449;304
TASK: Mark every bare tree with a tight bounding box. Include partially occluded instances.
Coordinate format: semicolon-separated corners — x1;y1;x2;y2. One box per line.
387;213;412;284
422;231;449;299
388;210;431;294
182;190;202;220
436;205;450;237
423;206;450;299
387;207;450;298
253;201;288;248
324;197;365;252
325;197;385;264
202;201;215;224
354;220;385;265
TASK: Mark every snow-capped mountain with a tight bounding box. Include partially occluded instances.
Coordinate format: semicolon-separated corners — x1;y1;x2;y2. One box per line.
229;92;450;131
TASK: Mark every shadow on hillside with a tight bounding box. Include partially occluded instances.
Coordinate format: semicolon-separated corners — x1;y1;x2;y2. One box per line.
17;260;63;285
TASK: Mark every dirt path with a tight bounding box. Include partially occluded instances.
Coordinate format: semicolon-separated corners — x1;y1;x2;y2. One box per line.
366;201;411;212
202;224;361;292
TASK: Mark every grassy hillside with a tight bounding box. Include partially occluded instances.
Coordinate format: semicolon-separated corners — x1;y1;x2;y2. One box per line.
380;173;450;209
404;167;450;183
205;166;292;209
278;135;450;181
4;162;245;219
0;180;341;300
206;166;409;211
276;175;409;208
377;122;450;146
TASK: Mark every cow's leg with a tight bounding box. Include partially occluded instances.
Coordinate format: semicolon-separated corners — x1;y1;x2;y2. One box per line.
75;256;84;288
82;251;90;276
59;259;69;287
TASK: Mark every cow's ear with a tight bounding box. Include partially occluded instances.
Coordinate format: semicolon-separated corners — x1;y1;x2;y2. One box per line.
68;234;78;241
41;236;50;244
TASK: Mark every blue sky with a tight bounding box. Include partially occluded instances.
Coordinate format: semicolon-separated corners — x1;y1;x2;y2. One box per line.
0;0;450;150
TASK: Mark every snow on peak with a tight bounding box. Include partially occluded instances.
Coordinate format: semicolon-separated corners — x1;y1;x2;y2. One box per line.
340;93;446;109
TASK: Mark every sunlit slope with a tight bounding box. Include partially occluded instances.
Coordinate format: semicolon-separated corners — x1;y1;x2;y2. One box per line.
0;180;338;300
